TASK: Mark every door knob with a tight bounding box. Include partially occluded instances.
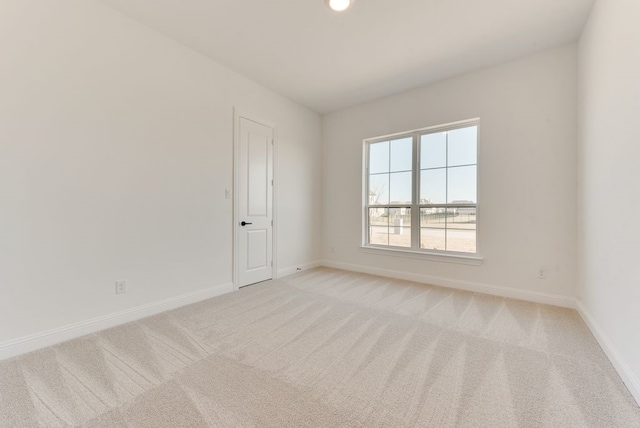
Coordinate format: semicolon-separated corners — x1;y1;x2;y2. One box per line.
241;221;253;226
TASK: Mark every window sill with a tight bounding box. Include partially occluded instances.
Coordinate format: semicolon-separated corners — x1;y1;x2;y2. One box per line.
360;246;483;266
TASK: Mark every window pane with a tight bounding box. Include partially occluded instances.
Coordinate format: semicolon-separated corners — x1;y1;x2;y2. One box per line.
390;172;412;204
390;137;412;172
389;208;411;248
446;228;476;253
369;208;388;245
420;208;447;229
420;168;446;204
448;206;476;228
420;228;446;251
369;173;389;205
448;166;476;204
448;126;477;167
421;132;447;169
369;226;389;245
369;141;389;174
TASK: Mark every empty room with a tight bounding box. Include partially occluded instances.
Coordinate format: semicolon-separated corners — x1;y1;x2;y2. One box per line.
1;0;639;426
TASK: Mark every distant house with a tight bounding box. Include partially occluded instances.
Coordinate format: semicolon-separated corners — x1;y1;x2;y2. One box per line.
451;200;476;215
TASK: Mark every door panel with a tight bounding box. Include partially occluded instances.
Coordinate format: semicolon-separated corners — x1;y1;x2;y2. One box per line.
246;230;268;270
237;116;273;287
248;133;269;216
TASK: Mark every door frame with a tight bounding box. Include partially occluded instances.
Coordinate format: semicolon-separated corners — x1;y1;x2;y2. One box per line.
233;108;278;290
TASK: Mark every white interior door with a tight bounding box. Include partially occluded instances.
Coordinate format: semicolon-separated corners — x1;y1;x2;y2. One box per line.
236;116;274;288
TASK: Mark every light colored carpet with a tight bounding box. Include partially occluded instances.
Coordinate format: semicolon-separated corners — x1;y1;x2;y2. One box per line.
0;267;639;427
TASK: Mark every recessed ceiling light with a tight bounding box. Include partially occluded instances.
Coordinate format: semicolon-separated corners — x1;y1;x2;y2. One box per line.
325;0;352;12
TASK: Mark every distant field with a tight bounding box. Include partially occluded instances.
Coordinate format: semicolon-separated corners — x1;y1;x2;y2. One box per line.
369;213;476;253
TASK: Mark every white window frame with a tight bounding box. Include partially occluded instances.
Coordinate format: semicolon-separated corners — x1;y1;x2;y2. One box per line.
361;118;482;265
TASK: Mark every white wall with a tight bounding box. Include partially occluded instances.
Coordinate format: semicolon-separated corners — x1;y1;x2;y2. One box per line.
322;45;578;302
0;0;321;345
578;0;640;400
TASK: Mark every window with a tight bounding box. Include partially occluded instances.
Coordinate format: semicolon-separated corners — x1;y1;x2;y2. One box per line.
364;119;478;255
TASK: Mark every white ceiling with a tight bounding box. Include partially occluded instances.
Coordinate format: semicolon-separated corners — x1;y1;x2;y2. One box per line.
98;0;595;114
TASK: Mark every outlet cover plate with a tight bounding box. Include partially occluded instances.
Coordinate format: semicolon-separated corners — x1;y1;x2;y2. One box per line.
115;280;127;294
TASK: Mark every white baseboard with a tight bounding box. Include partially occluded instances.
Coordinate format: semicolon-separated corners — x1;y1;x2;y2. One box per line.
0;282;234;361
277;260;322;278
320;259;575;308
575;301;640;405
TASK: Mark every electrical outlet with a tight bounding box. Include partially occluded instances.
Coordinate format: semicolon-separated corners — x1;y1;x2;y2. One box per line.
115;280;127;294
537;267;547;280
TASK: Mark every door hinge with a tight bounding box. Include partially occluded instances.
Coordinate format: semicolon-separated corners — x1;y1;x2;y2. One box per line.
271;179;273;186
271;261;273;267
